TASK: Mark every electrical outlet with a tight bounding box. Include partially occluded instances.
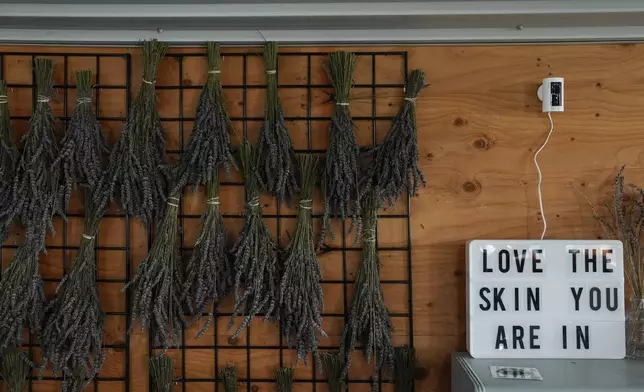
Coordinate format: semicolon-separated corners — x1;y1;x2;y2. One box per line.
537;77;564;113
489;366;543;381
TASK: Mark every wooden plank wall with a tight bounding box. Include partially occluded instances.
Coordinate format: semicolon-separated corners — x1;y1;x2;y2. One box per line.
2;43;643;392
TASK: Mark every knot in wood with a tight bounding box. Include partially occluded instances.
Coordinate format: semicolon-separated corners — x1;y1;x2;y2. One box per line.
453;117;467;127
462;180;481;194
415;366;430;380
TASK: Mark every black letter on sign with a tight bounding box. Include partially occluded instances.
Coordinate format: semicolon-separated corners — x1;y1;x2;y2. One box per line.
495;326;508;350
602;249;614;273
562;325;567;349
513;326;525;349
494;288;506;311
585;249;597;272
569;249;580;273
513;249;527;273
607;287;618;311
514;287;520;311
532;249;544;273
570;287;583;311
479;287;491;311
483;249;492;273
527;287;540;311
589;287;601;311
499;250;510;273
529;326;540;349
577;325;590;349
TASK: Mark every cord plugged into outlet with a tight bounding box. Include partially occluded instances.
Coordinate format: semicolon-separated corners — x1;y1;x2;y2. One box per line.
535;77;564;239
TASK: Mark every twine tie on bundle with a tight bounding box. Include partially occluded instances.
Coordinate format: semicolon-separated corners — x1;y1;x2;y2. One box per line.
206;197;220;205
299;199;313;210
0;95;7;104
336;102;350;106
363;228;377;243
166;196;180;208
208;70;221;74
266;70;277;75
142;79;156;85
247;197;260;208
77;97;92;105
404;97;416;105
82;233;95;240
37;95;50;103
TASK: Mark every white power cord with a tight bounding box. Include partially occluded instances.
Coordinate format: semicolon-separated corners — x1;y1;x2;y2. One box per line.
533;112;554;240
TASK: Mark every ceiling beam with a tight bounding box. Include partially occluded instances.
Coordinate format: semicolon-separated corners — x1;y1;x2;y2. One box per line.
1;1;644;45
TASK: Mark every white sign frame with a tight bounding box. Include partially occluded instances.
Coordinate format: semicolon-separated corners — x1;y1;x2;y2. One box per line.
467;240;625;359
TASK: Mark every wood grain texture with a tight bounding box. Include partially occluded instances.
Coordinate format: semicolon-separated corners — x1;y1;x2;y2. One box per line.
2;43;642;391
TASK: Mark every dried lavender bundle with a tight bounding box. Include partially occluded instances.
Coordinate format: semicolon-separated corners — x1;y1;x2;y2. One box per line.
1;347;32;392
321;51;361;244
172;42;236;195
63;374;87;392
0;59;63;244
149;355;174;392
229;141;279;339
279;154;325;365
0;228;46;351
182;171;232;337
340;189;394;385
0;81;18;240
53;70;107;211
394;346;417;392
321;351;345;392
367;70;426;207
94;39;168;225
220;364;238;392
276;367;295;392
41;197;105;389
257;42;298;203
126;192;186;349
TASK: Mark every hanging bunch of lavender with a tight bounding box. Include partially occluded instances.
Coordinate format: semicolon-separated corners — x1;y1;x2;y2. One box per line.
172;42;236;195
0;229;46;351
220;364;238;392
321;351;345;392
0;61;55;347
321;51;361;244
276;367;295;392
394;346;417;392
53;70;107;210
0;81;18;240
366;70;426;207
279;154;325;365
149;355;174;392
340;189;394;389
1;347;32;392
257;42;298;203
229;141;279;338
94;39;168;225
63;374;88;392
182;171;232;337
126;191;186;349
0;59;63;245
41;196;105;390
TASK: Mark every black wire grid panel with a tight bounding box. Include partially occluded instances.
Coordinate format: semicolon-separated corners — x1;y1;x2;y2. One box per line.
0;52;132;392
0;49;414;392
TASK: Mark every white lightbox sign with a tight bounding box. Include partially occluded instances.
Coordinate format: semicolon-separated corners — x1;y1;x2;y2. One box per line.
467;240;625;359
